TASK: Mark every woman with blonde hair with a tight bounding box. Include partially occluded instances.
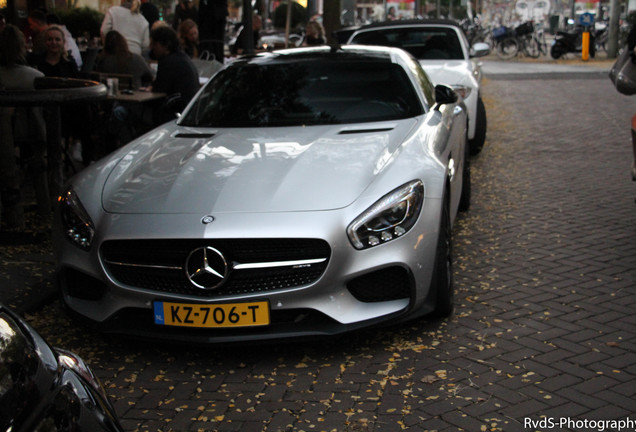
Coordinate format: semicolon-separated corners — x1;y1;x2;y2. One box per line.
34;26;97;166
34;25;79;78
101;0;150;55
304;20;326;46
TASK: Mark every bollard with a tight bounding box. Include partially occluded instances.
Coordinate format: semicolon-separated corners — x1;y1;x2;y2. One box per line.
581;31;590;61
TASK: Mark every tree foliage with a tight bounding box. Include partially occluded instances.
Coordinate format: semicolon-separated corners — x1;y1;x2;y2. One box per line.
56;7;104;38
272;1;308;29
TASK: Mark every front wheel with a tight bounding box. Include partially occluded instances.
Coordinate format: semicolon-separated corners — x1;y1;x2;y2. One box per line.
468;96;487;155
550;43;564;59
459;138;471;212
430;192;454;318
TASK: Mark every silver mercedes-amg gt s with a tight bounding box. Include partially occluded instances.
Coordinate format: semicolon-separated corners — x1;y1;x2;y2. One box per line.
54;45;470;343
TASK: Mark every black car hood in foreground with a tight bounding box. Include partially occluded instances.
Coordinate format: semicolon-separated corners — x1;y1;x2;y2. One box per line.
0;304;123;432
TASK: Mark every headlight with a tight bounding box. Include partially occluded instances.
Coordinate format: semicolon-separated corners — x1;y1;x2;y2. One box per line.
56;348;109;403
451;85;472;99
347;180;424;250
58;188;95;250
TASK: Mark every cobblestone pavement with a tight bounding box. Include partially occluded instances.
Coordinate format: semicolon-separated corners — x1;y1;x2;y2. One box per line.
2;66;635;432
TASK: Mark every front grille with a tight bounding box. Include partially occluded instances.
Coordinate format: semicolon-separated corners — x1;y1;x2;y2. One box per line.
347;266;412;302
101;239;331;297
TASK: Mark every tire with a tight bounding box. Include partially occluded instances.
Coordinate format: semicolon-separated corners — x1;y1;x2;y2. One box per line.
430;191;454;318
496;37;519;59
468;96;487;156
459;140;471;212
550;43;564;59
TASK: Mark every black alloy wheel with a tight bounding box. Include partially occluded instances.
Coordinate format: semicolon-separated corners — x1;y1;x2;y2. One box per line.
469;96;487;155
459;137;471;212
430;190;454;318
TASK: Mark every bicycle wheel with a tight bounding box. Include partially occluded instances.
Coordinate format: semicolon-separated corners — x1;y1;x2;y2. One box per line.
524;36;540;58
496;37;519;59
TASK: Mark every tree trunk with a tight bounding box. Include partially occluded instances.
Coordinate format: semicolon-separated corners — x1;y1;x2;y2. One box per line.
323;0;342;44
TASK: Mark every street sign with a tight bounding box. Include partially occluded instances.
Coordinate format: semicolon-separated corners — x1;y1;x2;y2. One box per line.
579;12;595;27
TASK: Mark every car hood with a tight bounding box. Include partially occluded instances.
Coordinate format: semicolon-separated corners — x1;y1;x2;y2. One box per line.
102;120;418;214
418;60;479;87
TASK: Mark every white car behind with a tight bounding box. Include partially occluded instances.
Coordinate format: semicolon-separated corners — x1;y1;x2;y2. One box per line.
348;19;490;155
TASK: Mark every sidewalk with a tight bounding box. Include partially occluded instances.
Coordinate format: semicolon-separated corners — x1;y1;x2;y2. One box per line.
480;48;615;77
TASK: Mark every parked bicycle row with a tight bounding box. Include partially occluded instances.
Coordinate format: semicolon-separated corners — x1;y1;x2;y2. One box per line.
462;18;612;60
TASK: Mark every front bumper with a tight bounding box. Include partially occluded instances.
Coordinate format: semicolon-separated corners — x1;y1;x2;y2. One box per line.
55;202;443;343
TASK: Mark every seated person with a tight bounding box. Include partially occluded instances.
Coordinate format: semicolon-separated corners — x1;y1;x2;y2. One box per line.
46;13;83;71
148;25;200;124
96;30;154;90
304;20;326;46
31;25;79;77
32;25;98;164
0;24;49;224
178;18;200;59
95;30;155;149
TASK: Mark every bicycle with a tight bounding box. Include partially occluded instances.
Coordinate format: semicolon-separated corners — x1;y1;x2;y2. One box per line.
493;21;547;59
493;26;519;59
531;22;549;57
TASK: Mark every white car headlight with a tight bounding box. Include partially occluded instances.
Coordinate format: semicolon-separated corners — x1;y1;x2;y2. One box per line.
58;187;95;250
451;85;472;100
347;180;424;250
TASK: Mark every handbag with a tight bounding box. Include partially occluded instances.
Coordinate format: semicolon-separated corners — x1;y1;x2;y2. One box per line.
609;46;636;95
192;51;224;79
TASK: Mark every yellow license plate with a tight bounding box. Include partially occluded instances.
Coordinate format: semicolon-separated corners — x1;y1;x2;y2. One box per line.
153;301;270;328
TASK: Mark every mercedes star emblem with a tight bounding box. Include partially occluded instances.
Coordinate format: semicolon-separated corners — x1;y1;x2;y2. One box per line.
185;246;228;290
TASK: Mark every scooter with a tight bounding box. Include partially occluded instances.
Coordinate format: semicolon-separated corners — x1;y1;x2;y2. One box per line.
550;26;596;59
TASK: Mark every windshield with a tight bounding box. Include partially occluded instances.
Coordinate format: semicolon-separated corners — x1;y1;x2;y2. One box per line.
179;60;424;127
350;27;464;60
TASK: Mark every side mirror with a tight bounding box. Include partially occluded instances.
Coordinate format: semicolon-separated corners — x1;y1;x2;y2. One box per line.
470;42;491;58
434;84;458;107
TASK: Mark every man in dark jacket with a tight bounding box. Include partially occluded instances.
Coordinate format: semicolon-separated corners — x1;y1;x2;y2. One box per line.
149;25;200;124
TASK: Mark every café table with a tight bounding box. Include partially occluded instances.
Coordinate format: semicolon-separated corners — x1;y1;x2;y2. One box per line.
101;88;168;146
107;89;167;104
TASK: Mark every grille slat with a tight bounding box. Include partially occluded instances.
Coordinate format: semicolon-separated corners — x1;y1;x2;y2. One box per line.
101;239;330;297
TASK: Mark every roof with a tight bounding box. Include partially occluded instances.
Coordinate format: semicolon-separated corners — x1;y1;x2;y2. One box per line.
230;45;405;66
355;19;463;31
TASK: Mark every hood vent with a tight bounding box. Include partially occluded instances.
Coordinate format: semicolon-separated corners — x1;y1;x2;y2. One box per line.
174;133;215;139
339;127;394;135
